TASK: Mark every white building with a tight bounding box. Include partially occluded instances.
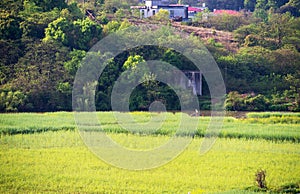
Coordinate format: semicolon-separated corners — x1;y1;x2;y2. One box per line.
131;0;188;20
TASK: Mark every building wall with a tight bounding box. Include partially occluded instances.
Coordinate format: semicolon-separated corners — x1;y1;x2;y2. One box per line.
145;0;169;7
140;8;158;18
167;8;187;18
140;7;187;19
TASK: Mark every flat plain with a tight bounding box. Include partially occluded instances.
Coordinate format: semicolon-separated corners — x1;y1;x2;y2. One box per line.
0;112;299;193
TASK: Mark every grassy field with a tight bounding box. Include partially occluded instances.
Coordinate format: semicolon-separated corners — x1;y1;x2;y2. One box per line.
0;112;300;193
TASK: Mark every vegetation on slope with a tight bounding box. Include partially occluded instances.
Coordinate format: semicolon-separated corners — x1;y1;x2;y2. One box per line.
0;0;299;112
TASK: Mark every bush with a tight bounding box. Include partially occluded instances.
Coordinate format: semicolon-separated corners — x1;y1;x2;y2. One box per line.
244;94;269;111
96;12;109;24
246;112;300;118
0;90;26;112
153;9;169;22
195;13;249;32
276;183;300;193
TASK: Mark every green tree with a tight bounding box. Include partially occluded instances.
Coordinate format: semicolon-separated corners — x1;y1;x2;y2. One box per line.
115;8;125;21
285;71;300;111
0;90;26;112
225;91;246;111
104;0;131;12
0;0;23;15
0;40;24;85
193;12;203;22
72;18;102;50
154;9;169;22
64;49;86;76
95;57;120;111
44;17;72;45
123;55;145;70
103;20;128;35
244;0;257;11
0;11;22;40
66;3;84;20
11;41;71;111
44;17;102;50
234;23;260;45
267;12;293;48
244;94;269;111
22;0;42;15
119;19;131;30
96;12;109;24
267;0;277;9
20;8;60;39
254;0;268;20
283;16;300;50
31;0;67;11
205;0;244;10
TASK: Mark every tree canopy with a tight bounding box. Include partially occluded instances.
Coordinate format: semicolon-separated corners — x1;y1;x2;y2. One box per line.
0;0;299;111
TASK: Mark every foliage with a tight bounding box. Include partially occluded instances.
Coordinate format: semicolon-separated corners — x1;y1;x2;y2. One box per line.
234;12;299;50
123;55;145;70
199;13;249;32
0;0;300;112
104;0;136;12
225;89;300;112
102;20;131;35
30;0;67;12
115;8;125;21
8;41;71;111
0;40;24;85
205;0;245;11
20;8;61;39
96;12;109;24
247;111;300;118
0;11;22;40
64;49;87;76
44;17;102;50
192;11;203;22
0;90;26;112
153;9;170;22
225;92;269;111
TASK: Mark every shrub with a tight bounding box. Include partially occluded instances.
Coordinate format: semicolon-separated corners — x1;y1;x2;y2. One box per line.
153;9;169;22
255;170;267;190
0;90;26;112
246;112;300;118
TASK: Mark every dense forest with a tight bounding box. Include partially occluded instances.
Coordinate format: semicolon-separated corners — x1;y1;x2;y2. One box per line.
0;0;299;112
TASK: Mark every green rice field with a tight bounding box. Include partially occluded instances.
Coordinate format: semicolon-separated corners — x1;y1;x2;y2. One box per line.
0;112;299;193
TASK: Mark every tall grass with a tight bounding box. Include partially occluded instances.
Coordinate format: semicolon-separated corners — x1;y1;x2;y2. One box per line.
246;112;300;118
0;112;299;142
0;132;299;193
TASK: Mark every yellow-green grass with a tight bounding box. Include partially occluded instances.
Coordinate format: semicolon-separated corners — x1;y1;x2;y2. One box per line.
0;112;299;193
0;112;299;142
0;131;299;193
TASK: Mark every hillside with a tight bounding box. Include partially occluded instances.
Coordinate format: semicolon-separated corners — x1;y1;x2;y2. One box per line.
128;18;238;52
172;22;238;52
0;0;299;112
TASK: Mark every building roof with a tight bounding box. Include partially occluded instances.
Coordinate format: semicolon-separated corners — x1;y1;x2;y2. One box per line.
168;4;188;7
130;6;146;9
188;7;202;12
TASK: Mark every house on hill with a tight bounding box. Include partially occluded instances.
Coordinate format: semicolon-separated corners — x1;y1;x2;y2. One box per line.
131;0;188;20
131;0;209;20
